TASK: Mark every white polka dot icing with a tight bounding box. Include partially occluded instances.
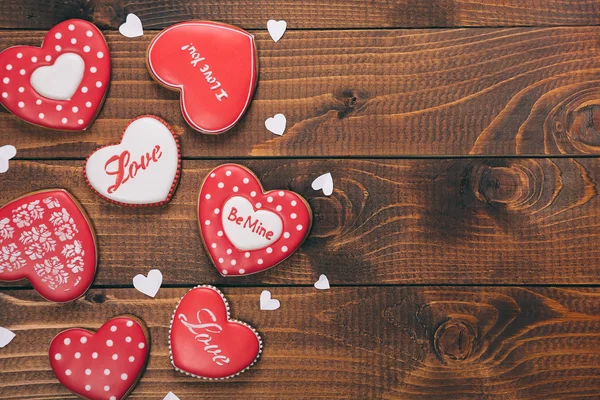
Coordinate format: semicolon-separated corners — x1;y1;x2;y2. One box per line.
48;316;149;400
0;19;110;131
198;164;311;276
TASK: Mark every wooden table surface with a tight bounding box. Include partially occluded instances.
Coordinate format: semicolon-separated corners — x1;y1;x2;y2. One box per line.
1;1;600;399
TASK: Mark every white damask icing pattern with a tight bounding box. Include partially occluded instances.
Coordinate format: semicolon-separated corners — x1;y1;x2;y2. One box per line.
0;197;85;290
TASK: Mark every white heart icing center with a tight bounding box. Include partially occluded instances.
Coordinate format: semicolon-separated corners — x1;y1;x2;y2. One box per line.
30;53;84;100
221;196;283;251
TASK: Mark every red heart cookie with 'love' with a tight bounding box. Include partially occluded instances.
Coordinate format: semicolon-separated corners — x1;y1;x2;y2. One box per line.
84;116;181;207
147;22;257;134
49;315;150;400
0;19;110;131
198;164;312;276
0;189;97;302
170;285;262;379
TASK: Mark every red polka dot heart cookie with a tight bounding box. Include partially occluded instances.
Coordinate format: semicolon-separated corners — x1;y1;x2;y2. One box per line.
147;21;258;134
49;315;150;400
0;19;110;131
198;164;312;276
0;189;97;302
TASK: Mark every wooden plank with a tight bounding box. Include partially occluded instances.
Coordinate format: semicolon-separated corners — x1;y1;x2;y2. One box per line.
1;158;600;286
0;287;599;399
3;28;600;158
1;0;599;30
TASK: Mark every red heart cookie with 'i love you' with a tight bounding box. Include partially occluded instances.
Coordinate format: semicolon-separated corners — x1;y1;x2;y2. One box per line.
49;315;150;400
147;21;257;134
198;164;312;276
0;19;110;131
0;189;97;302
170;285;262;379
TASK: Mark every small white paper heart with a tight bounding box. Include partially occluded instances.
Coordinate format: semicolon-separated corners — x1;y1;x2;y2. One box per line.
314;274;330;290
163;392;180;400
267;20;287;42
0;327;16;348
265;113;287;136
30;53;84;101
311;172;334;196
260;290;280;311
133;269;163;298
119;13;144;38
0;145;16;173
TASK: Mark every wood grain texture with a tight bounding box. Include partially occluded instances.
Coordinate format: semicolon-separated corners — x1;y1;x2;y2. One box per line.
1;158;600;286
3;28;600;158
1;0;599;29
1;287;599;399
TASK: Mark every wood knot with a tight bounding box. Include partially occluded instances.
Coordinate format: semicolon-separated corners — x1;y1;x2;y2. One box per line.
463;161;535;210
478;166;525;205
433;319;476;362
566;103;600;147
334;89;368;119
84;292;106;304
545;86;600;154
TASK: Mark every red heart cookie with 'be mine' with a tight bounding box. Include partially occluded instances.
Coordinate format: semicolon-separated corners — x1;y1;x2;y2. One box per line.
0;189;97;302
147;21;258;134
198;164;312;276
49;316;150;400
170;285;262;379
0;19;110;131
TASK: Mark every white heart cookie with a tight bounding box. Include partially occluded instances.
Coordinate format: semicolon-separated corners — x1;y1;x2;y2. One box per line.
85;116;181;206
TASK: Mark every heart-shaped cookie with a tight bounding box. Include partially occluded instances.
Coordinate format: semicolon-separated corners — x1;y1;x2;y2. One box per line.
0;19;110;131
84;116;181;206
0;189;97;302
49;315;150;400
170;285;262;379
198;164;312;276
147;22;258;134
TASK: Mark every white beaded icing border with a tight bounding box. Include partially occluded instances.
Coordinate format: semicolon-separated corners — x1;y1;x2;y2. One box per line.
168;284;263;380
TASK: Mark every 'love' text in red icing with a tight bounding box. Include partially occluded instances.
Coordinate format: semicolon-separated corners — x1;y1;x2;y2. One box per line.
104;145;162;193
178;309;231;366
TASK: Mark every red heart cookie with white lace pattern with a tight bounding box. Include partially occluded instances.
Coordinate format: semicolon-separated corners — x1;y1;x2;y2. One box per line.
198;164;311;276
49;315;149;400
170;285;262;379
0;19;110;131
0;189;97;302
147;21;257;134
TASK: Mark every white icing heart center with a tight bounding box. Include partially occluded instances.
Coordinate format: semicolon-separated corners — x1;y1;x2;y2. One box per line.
30;53;84;100
221;196;283;251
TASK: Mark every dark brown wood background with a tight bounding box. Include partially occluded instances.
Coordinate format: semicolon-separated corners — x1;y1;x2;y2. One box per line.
1;1;600;399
